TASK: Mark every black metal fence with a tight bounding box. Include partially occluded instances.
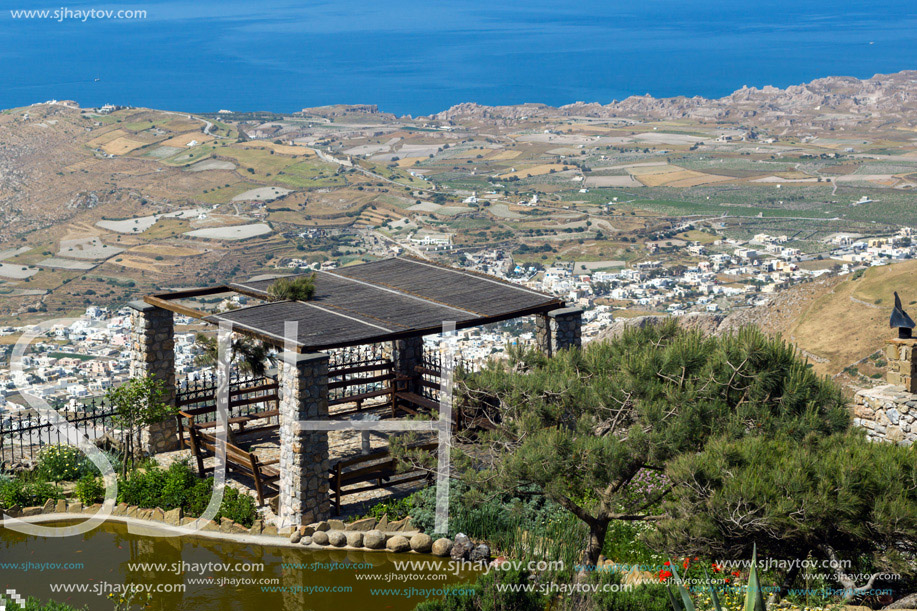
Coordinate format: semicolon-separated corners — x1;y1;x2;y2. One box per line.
175;372;279;428
0;397;123;465
418;349;474;403
327;343;393;406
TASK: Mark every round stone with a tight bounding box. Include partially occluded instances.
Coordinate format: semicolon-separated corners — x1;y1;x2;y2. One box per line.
289;531;302;544
327;531;346;547
346;532;364;548
386;535;411;553
311;531;329;546
431;538;452;557
469;543;491;562
363;530;385;549
410;533;433;553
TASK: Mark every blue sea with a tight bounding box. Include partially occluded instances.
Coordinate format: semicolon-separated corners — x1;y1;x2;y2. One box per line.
1;0;916;115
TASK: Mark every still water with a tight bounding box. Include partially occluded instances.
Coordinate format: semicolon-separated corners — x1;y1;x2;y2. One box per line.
0;520;478;611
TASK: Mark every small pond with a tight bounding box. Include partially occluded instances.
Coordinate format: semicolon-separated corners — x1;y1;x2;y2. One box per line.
0;521;479;610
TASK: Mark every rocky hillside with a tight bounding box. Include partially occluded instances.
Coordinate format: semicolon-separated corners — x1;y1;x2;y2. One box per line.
428;70;917;132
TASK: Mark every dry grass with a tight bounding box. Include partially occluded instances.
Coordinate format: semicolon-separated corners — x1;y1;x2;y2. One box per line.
396;156;426;167
786;261;917;374
243;141;315;156
126;244;205;257
488;150;522;160
159;132;215;148
101;137;149;155
87;129;128;147
500;163;569;179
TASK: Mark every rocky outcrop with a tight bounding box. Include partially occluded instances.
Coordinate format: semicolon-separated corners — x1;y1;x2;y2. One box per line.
426;71;917;134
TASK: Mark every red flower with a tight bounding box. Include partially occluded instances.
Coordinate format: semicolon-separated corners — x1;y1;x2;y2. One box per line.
712;563;721;573
683;559;690;570
663;561;671;567
724;578;730;584
732;571;741;577
658;570;673;583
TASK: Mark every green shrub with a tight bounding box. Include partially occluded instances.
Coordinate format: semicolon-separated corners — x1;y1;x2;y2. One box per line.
216;486;258;527
0;478;63;509
117;465;168;508
267;274;316;301
359;494;415;522
6;597;86;610
36;445;96;481
74;475;104;505
116;461;259;527
409;481;583;566
415;568;543;611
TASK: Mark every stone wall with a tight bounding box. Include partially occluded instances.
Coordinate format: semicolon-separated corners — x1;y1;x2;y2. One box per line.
277;351;330;528
536;307;584;356
884;337;917;393
854;385;917;446
128;301;179;454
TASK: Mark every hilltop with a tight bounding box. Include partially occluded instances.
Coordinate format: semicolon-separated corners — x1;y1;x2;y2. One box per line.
429;70;917;132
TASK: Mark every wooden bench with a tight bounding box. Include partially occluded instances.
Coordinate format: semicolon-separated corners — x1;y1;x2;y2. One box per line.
329;442;437;514
329;388;393;414
328;363;395;416
187;426;280;506
177;406;280;449
394;391;439;415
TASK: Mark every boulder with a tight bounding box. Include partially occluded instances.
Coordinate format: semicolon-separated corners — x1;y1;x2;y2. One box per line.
312;531;330;546
249;520;264;535
363;530;385;549
301;536;312;546
451;533;472;560
299;525;315;537
884;593;917;609
346;532;364;548
386;535;411;553
346;517;376;532
376;515;389;531
327;519;346;530
389;517;413;532
41;499;55;514
410;533;433;553
327;531;347;547
432;538;452;557
469;544;491;562
314;521;330;532
290;530;303;544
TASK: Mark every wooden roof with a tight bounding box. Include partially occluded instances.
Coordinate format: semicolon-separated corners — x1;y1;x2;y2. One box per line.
150;257;564;352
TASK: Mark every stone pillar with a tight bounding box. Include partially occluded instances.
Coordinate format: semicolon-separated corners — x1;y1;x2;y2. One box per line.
536;308;584;357
885;338;917;393
393;335;424;392
128;301;179;454
535;314;551;356
277;351;330;528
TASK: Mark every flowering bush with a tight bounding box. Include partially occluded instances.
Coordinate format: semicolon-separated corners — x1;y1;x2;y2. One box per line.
36;445;97;482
